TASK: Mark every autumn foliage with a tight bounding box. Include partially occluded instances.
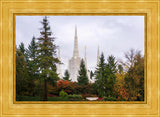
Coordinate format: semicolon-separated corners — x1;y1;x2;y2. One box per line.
57;80;80;94
57;80;96;95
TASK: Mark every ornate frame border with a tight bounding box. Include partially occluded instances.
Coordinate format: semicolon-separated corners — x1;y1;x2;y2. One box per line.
0;0;159;116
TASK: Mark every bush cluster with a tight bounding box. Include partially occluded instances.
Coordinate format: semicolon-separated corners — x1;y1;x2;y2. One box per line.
59;90;68;98
57;80;97;95
68;94;82;101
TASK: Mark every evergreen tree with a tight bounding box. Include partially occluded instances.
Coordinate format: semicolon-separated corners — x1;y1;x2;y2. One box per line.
26;36;38;76
95;54;117;97
105;55;117;97
95;53;106;97
107;55;117;74
16;48;29;96
17;43;35;97
77;59;89;86
19;42;25;55
27;36;37;60
36;16;59;101
19;42;28;62
63;70;71;81
26;36;38;96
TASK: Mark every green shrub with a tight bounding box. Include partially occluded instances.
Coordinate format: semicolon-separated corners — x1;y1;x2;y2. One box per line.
59;90;68;98
68;94;82;101
68;94;82;98
104;97;117;101
48;97;69;101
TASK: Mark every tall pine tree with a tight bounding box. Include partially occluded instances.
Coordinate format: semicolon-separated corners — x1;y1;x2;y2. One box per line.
27;36;37;60
95;53;117;97
95;53;106;97
36;16;59;101
105;55;117;97
26;36;38;76
26;36;38;96
77;59;89;86
16;47;29;97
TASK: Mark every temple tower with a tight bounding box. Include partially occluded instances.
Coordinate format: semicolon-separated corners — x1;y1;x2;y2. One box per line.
84;45;87;69
68;26;81;82
57;48;63;78
73;26;79;57
84;46;93;83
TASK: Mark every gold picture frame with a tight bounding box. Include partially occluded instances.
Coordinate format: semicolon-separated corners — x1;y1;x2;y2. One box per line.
0;0;160;116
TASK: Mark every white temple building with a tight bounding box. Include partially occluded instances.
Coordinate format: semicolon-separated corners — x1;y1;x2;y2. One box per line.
97;46;100;65
57;26;99;83
68;26;94;83
68;26;81;82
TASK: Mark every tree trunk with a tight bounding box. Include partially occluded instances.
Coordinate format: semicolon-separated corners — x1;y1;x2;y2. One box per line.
43;79;47;101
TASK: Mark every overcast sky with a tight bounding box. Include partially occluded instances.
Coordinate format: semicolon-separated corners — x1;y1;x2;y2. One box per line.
16;16;144;75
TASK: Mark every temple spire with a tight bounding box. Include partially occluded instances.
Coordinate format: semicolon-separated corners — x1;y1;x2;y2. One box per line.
57;48;63;78
84;45;87;69
73;25;79;57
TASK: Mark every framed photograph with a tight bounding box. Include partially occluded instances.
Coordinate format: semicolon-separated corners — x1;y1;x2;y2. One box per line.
0;0;160;116
15;15;145;103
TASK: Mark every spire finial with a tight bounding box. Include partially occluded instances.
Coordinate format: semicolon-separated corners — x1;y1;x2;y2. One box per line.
58;48;60;59
73;25;79;57
84;45;87;69
75;25;77;37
